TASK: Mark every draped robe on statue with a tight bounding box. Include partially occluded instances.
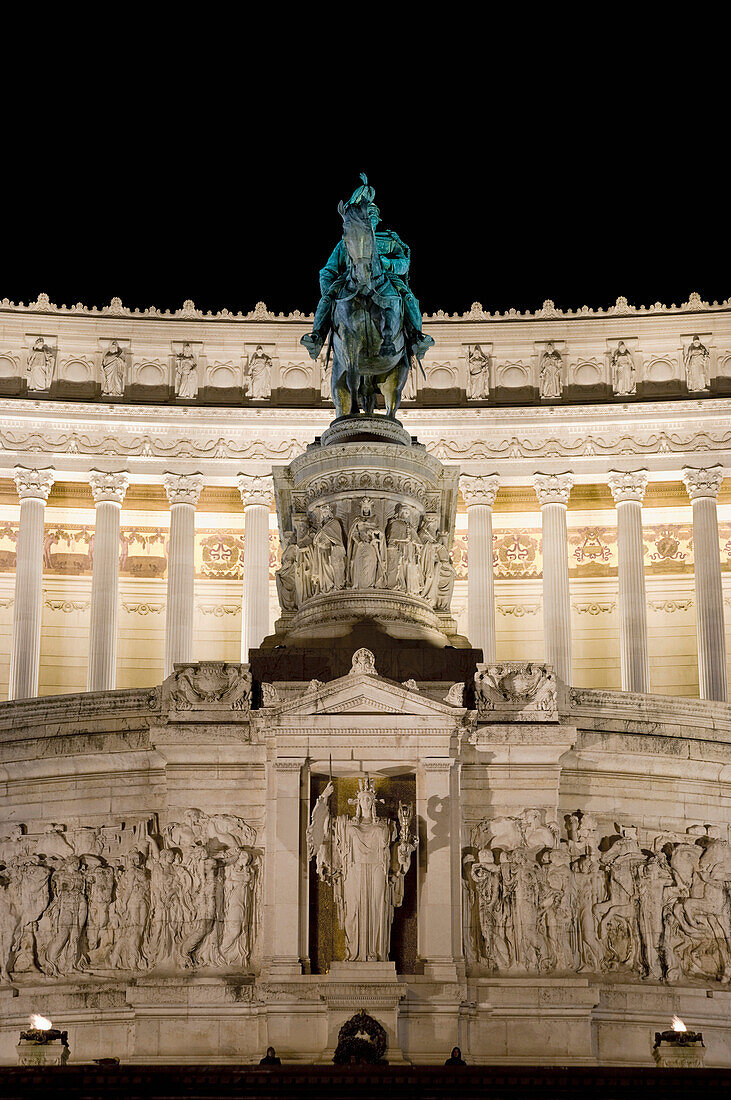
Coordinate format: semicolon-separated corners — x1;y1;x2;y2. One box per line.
333;816;395;962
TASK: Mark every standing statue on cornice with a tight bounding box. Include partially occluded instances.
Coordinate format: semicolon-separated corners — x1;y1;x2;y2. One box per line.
301;174;433;419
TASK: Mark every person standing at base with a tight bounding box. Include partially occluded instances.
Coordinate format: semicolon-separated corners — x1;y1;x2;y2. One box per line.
259;1046;281;1065
444;1046;466;1065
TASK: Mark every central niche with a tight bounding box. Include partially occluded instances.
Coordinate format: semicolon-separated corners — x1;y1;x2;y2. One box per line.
308;774;417;974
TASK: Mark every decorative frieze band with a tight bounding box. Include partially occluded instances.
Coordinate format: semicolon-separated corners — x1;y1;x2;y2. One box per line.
420;758;454;772
681;464;725;501
13;465;55;501
607;469;649;504
162;471;204;507
274;758;304;771
237;473;274;509
459;473;500;508
533;472;574;507
89;469;130;505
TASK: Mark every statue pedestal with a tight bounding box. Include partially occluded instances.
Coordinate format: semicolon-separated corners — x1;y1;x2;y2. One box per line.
328;960;398;982
320;414;412;448
320;960;408;1064
269;433;467;652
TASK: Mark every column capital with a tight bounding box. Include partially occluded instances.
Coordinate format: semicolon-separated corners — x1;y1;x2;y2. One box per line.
237;472;274;508
534;472;574;507
162;471;204;506
13;466;55;501
682;465;724;501
89;469;130;505
459;473;499;508
608;469;649;503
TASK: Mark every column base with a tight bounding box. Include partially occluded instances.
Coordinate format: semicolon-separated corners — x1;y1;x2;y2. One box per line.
421;957;460;983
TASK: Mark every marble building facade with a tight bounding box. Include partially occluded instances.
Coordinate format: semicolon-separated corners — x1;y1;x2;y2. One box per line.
0;293;730;1066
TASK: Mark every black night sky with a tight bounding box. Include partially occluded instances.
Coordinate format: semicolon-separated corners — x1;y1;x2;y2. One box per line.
2;31;728;320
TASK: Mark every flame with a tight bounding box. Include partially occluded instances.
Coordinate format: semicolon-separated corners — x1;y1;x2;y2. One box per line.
671;1016;687;1033
29;1013;52;1031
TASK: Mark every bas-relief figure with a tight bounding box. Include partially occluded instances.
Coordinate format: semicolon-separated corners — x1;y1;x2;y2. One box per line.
684;334;710;391
101;339;126;396
612;340;636;395
464;808;731;984
539;341;563;399
26;337;55;390
467;344;490;400
385;503;421;595
245;345;272;400
308;777;417;962
347;498;386;589
0;810;261;981
301;174;433;418
275;500;458;612
312;503;347;593
175;342;198;399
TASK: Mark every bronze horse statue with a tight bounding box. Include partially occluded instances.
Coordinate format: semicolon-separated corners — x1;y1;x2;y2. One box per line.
328;196;412;419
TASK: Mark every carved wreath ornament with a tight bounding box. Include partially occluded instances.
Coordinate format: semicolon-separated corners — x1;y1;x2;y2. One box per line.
332;1010;388;1064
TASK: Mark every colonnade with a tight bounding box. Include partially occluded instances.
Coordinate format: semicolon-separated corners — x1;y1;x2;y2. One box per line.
7;468;274;700
458;466;728;702
5;464;728;702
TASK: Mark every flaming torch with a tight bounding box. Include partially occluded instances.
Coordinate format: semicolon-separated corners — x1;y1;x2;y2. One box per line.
17;1013;69;1066
653;1016;705;1068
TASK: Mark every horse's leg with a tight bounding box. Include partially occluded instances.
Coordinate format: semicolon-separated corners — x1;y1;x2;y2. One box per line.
343;309;360;417
380;355;411;418
330;325;351;418
377;298;400;358
332;358;351;417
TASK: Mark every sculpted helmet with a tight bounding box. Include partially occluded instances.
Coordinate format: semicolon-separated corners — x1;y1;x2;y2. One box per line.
344;173;380;226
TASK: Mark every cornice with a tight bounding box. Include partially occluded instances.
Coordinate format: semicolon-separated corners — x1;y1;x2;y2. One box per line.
1;398;730;485
2;290;730;324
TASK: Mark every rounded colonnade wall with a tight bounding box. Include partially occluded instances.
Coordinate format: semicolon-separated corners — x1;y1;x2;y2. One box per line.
0;293;730;1066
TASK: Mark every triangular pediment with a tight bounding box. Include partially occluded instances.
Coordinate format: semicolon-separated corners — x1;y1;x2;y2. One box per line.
264;672;465;719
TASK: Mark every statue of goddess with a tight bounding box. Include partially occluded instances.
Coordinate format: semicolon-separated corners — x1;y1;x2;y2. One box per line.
247;345;272;400
175;343;198;399
27;337;55;390
467;344;490;400
612;340;636;395
684;334;710;391
101;340;126;397
539;342;562;399
308;778;416;962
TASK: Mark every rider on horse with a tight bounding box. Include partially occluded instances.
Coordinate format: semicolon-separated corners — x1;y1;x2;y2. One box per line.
302;175;434;364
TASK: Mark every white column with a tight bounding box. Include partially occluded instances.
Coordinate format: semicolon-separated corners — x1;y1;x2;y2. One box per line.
87;470;129;692
237;473;274;660
608;470;650;694
417;758;458;982
682;465;728;702
459;474;499;660
8;466;55;700
266;758;305;977
162;472;203;678
534;472;574;684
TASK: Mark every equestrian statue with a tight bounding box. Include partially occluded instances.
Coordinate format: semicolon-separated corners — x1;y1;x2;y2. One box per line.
302;175;433;419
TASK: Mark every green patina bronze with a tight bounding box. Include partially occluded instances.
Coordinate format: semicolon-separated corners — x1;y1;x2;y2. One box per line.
301;175;433;419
